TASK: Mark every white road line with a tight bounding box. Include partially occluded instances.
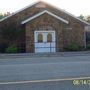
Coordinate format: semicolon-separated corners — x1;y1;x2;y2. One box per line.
0;77;90;85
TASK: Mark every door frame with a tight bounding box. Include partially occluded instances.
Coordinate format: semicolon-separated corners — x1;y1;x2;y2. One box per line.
34;31;56;53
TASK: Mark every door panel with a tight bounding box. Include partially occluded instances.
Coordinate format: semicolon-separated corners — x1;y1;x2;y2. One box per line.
34;31;56;53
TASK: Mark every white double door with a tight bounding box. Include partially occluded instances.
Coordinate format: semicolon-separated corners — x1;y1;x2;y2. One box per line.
34;31;56;53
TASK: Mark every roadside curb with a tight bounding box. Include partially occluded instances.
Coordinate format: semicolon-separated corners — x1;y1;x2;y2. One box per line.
0;51;90;59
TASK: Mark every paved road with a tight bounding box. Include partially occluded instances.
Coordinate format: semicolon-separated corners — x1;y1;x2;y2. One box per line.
0;55;90;82
0;55;90;89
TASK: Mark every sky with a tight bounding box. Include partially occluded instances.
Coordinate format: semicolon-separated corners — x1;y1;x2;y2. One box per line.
0;0;90;16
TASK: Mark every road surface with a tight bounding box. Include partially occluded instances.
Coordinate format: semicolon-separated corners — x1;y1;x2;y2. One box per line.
0;54;90;89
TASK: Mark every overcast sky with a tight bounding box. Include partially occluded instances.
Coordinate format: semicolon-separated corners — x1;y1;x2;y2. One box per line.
0;0;90;16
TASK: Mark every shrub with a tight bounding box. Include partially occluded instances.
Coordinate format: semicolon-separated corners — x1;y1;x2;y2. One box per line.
86;44;90;49
5;45;18;53
65;43;79;51
0;43;8;53
17;43;25;53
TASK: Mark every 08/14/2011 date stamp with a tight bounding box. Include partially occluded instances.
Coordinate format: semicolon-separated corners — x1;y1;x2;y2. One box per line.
73;79;90;85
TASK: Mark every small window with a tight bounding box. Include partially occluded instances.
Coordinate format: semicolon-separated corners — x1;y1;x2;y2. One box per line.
38;33;43;42
47;33;52;42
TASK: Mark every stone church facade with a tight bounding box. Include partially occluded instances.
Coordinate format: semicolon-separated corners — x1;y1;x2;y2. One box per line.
0;1;90;53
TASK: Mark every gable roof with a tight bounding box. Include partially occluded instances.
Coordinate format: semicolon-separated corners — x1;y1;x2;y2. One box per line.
0;1;90;25
21;10;69;24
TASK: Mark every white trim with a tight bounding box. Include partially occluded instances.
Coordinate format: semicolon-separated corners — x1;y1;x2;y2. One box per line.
0;1;38;22
76;18;90;25
35;31;55;33
21;10;69;24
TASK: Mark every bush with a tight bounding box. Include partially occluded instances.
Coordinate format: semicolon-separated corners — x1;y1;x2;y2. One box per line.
5;45;18;53
86;44;90;49
0;43;8;53
17;43;25;53
65;43;79;51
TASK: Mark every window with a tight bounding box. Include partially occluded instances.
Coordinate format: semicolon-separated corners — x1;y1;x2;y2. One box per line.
38;33;43;42
47;33;52;42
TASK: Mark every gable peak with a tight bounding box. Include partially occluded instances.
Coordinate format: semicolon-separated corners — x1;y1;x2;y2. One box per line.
35;1;47;8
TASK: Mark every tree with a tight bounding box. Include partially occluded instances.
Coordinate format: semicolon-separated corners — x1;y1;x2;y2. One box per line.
78;15;90;23
1;23;21;45
78;14;85;20
85;16;90;23
0;12;11;20
0;14;4;19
